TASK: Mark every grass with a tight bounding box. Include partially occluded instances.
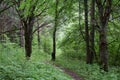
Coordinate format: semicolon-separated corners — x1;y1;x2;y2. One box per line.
54;54;120;80
0;43;73;80
0;42;120;80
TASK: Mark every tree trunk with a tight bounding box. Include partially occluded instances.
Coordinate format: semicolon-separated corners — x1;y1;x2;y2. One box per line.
79;0;85;41
84;0;90;64
99;28;108;71
51;0;58;61
19;26;24;47
24;19;34;60
96;0;111;71
52;30;56;61
89;0;96;64
37;30;40;48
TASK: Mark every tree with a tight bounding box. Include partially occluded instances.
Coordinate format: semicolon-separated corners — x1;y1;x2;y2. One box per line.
96;0;112;71
84;0;90;64
13;0;48;59
51;0;74;61
51;0;58;61
89;0;96;64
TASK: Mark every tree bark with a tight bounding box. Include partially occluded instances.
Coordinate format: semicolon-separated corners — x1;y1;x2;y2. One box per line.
84;0;90;64
99;29;108;71
89;0;96;64
24;18;34;60
52;30;56;61
51;0;58;61
37;29;40;48
96;0;112;71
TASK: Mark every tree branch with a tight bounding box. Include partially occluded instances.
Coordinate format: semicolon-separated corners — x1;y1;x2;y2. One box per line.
34;7;48;18
0;4;14;14
32;22;51;34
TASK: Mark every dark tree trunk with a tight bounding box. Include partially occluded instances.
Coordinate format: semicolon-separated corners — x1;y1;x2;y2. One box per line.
96;0;112;71
52;30;56;61
99;28;108;71
51;0;58;61
24;19;34;60
84;0;90;64
37;30;40;48
89;0;96;64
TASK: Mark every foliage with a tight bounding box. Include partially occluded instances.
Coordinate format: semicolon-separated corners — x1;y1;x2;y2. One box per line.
58;22;85;60
58;17;120;66
0;0;120;79
54;54;120;80
32;27;53;55
107;21;120;66
0;43;73;80
18;0;49;18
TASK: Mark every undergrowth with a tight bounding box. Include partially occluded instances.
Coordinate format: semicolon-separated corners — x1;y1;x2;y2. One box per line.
54;55;120;80
0;43;73;80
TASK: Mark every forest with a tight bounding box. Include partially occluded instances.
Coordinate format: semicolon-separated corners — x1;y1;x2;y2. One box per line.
0;0;120;80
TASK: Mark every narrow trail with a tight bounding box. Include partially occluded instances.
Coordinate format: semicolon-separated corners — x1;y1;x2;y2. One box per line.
55;64;83;80
45;61;83;80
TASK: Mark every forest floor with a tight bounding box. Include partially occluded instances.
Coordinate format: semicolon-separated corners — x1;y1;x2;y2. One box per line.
1;45;119;80
46;61;83;80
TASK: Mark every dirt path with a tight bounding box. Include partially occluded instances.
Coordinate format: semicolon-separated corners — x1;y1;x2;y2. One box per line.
55;64;83;80
45;61;83;80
